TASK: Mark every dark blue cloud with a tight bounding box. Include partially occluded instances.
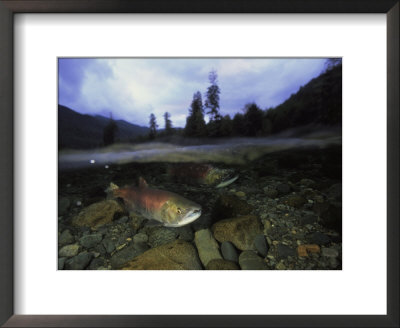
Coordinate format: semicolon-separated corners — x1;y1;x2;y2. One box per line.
58;58;113;111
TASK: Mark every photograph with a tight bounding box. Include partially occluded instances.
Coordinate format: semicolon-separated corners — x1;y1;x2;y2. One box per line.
57;57;342;270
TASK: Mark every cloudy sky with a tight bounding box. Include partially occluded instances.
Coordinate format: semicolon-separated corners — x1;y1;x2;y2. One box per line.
58;58;327;128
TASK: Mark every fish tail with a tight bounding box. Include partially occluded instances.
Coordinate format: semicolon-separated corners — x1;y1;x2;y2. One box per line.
105;182;119;199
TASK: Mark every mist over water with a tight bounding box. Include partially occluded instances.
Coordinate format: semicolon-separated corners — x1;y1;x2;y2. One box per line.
58;133;341;170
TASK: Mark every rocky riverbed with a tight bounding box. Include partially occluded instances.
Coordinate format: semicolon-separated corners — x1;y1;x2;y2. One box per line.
58;144;342;270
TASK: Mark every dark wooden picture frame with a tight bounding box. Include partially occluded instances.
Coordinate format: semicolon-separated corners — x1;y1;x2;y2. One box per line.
0;1;398;327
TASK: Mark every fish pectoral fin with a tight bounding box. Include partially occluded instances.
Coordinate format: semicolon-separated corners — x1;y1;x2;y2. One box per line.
216;175;239;188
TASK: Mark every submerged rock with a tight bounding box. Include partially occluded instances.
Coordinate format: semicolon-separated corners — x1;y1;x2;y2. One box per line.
110;242;149;269
284;194;306;208
264;187;278;199
176;226;194;242
65;252;93;270
312;202;342;232
79;233;103;248
58;197;71;216
58;257;66;270
58;229;75;246
275;244;296;258
194;229;222;267
59;244;80;258
147;227;177;248
121;240;202;270
297;244;321;257
206;259;239;270
220;241;238;263
212;215;263;251
321;247;339;258
307;231;331;245
253;234;269;257
239;251;268;270
133;232;148;244
102;237;117;254
276;183;291;195
71;200;125;230
88;257;106;270
212;194;253;222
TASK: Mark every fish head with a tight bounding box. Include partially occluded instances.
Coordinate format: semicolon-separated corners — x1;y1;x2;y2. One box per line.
161;196;202;227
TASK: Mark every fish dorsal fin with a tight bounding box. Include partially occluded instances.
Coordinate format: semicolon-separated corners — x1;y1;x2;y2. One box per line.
138;177;148;188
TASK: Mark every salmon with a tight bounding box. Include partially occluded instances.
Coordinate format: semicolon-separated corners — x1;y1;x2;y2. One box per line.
167;163;238;188
107;178;202;227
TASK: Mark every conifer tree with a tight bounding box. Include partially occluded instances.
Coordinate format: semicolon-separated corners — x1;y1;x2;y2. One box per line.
185;91;206;137
149;113;158;139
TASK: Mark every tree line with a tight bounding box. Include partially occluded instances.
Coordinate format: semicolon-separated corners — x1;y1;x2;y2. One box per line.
105;58;342;143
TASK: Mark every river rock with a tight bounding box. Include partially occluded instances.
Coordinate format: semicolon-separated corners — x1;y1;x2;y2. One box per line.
147;227;177;248
89;257;106;270
264;187;278;199
321;247;339;258
211;194;253;222
239;251;268;270
326;183;342;201
102;237;117;254
206;259;239;270
297;244;320;257
59;244;80;258
110;242;149;269
276;244;296;258
176;226;194;242
93;243;107;256
191;213;213;231
71;200;125;230
65;252;93;270
284;195;306;208
275;261;286;270
133;232;148;244
121;240;202;270
299;178;315;187
194;229;222;267
212;215;263;251
253;234;269;257
276;183;291;195
298;214;318;225
58;257;66;270
307;232;331;245
220;241;238;263
58;197;70;216
312;201;342;232
79;233;103;248
58;229;75;246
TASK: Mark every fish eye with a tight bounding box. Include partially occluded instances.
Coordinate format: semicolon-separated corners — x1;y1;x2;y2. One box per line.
177;208;182;214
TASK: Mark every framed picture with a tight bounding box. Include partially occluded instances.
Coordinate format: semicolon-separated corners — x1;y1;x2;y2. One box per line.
0;0;398;327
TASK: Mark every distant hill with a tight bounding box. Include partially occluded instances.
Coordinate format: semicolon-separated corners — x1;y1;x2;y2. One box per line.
265;64;342;134
58;105;149;149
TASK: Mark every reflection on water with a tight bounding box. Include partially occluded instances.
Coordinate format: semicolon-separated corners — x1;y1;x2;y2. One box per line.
59;135;341;170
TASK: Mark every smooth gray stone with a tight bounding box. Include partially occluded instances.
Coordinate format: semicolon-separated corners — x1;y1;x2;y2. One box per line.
221;241;238;263
79;233;103;248
65;252;93;270
254;234;269;257
239;251;268;270
110;243;149;269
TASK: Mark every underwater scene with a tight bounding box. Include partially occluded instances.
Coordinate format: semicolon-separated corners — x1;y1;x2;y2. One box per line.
58;58;342;270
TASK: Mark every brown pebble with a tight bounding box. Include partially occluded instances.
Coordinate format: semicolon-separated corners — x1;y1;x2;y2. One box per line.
297;245;308;257
297;244;321;257
305;244;320;253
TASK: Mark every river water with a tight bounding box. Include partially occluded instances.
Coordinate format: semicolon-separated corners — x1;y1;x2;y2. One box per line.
59;135;342;170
